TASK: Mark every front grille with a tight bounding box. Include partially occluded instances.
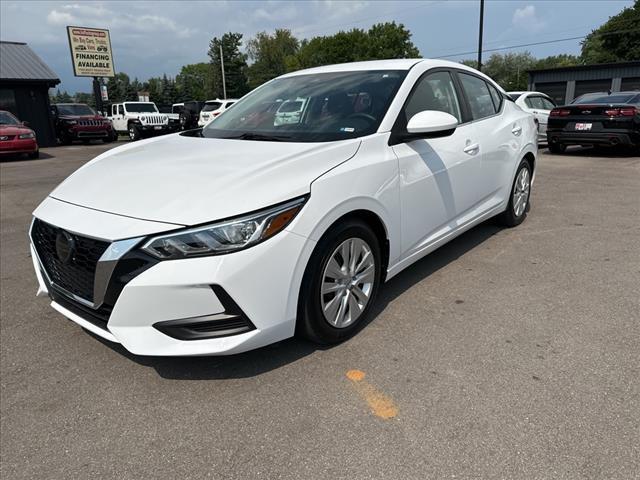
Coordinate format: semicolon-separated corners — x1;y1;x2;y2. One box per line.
31;219;109;303
143;115;165;125
78;119;104;126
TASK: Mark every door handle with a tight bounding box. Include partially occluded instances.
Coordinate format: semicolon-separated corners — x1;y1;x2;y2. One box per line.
511;125;522;136
532;110;538;114
463;143;479;155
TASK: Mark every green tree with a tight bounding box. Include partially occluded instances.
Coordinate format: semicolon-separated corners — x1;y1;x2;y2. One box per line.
176;62;216;101
460;52;536;90
74;92;95;108
106;72;131;103
581;0;640;63
288;22;419;71
208;32;249;98
247;29;299;89
534;54;581;70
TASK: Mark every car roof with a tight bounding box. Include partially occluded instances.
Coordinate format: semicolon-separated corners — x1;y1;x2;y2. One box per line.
507;91;550;97
281;58;478;77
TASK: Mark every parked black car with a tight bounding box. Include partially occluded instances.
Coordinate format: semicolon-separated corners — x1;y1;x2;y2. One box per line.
547;91;639;153
179;101;204;130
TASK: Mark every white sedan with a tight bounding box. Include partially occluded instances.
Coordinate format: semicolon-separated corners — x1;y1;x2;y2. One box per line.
29;59;537;356
508;91;557;143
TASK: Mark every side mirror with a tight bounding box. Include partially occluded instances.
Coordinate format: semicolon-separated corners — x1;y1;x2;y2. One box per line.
407;110;458;135
22;120;30;127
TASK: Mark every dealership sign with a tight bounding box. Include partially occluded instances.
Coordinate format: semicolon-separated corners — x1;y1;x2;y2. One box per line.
66;26;115;77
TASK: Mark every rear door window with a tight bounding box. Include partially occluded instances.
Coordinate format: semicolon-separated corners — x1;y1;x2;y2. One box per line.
459;73;497;120
486;83;503;112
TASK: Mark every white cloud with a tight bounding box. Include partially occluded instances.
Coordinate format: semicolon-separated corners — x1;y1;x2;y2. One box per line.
512;5;545;32
46;9;76;25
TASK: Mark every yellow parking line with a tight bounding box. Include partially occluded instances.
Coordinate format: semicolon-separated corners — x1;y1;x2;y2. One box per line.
346;369;398;419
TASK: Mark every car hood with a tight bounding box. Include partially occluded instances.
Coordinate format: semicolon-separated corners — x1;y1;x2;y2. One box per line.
59;115;105;121
0;125;32;135
50;133;361;226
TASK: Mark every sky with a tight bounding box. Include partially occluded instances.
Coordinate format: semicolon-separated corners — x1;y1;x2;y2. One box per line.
0;0;633;93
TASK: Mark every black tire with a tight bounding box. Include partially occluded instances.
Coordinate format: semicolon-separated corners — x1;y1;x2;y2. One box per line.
27;150;39;159
179;112;189;131
59;135;72;146
298;219;382;344
128;124;141;141
497;158;532;227
548;143;566;154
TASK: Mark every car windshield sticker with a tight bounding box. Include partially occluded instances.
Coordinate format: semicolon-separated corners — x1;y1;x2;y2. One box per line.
340;127;355;132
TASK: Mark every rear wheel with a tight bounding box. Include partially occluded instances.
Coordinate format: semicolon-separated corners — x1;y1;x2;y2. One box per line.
498;158;532;227
298;219;382;344
548;143;566;154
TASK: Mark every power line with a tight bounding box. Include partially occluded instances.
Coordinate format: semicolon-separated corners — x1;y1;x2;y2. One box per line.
434;27;640;59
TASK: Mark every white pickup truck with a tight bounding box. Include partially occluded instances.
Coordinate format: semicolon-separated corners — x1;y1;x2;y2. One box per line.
108;102;170;141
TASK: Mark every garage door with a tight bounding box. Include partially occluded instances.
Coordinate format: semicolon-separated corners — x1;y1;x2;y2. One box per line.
620;77;640;91
574;79;613;100
535;82;567;105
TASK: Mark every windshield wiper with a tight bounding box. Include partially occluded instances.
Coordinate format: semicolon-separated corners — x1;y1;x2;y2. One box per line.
222;132;291;142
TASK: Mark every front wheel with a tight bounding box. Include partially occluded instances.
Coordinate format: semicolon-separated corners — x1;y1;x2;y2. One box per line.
128;124;140;141
298;219;382;344
498;158;532;227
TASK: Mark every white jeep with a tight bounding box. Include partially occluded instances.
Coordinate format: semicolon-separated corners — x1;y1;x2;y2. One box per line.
108;102;170;141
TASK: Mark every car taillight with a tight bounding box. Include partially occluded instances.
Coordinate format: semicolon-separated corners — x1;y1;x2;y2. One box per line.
604;107;638;116
550;109;570;117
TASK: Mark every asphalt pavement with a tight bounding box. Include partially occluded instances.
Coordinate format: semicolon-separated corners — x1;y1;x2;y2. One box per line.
1;142;639;479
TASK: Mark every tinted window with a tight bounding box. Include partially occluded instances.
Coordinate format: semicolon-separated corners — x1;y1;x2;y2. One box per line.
202;102;222;112
125;103;158;113
404;71;462;122
203;70;407;142
540;97;556;109
572;93;638;104
56;104;95;116
117;105;124;115
459;73;496;119
508;93;523;101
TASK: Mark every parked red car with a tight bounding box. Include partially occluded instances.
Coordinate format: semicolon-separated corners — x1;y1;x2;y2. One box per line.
51;103;117;144
0;110;39;159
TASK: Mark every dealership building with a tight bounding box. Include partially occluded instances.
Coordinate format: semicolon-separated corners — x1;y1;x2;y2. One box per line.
527;61;640;105
0;41;60;147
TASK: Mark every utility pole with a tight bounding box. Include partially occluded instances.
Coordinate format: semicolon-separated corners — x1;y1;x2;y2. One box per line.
219;44;227;100
477;0;485;72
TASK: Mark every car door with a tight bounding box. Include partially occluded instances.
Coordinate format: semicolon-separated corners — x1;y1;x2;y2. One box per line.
457;72;519;209
113;104;126;132
391;69;482;259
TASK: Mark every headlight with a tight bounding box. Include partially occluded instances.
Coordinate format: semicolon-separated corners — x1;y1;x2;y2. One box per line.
141;196;307;259
19;132;35;139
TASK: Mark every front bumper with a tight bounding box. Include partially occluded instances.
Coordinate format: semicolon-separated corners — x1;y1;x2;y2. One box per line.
29;199;313;356
138;124;170;136
0;138;38;154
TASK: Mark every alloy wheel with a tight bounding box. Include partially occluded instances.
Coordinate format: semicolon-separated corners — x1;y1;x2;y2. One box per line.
513;167;530;217
320;237;376;328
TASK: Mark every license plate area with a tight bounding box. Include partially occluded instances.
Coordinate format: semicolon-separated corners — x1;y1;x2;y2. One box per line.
154;126;162;130
574;123;592;131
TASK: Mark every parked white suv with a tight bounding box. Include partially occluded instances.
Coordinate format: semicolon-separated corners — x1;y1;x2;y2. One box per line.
198;99;237;127
108;102;170;141
29;59;536;356
508;91;556;143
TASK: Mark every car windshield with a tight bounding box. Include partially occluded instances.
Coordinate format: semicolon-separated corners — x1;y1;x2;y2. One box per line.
56;104;95;116
202;70;407;142
202;102;222;112
125;103;158;113
572;93;639;104
0;111;20;125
